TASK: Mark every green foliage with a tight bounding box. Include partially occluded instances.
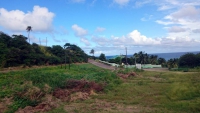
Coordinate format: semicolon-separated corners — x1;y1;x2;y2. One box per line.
0;32;88;68
6;97;38;113
99;53;106;61
167;58;179;69
179;53;200;68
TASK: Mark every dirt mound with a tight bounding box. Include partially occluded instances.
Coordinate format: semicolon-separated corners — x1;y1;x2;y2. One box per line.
0;97;12;113
53;80;104;101
16;95;59;113
16;80;104;113
118;72;137;79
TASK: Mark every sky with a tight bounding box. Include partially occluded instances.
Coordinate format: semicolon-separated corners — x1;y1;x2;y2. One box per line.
0;0;200;56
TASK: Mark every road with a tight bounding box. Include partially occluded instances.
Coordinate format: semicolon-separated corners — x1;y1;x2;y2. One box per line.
88;59;115;70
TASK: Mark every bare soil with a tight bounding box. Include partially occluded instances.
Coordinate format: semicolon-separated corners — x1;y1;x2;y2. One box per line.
16;80;104;113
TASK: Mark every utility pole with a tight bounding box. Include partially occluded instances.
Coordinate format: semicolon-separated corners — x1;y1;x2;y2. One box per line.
126;47;127;65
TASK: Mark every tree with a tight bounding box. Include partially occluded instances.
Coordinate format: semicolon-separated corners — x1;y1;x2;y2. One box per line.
167;58;178;69
149;55;158;64
158;58;166;67
99;53;106;61
133;53;138;64
64;43;88;69
138;51;145;64
178;53;197;68
0;43;8;68
90;49;95;59
26;26;32;43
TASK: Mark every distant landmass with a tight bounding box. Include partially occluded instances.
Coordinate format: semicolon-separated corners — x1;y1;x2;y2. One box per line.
106;51;200;61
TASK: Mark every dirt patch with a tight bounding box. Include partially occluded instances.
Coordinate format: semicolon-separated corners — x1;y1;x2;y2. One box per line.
16;95;60;113
16;80;104;113
0;97;13;113
53;80;104;102
118;72;137;79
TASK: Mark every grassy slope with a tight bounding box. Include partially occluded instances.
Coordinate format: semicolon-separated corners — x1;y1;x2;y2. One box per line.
0;64;121;113
49;69;200;113
0;64;200;113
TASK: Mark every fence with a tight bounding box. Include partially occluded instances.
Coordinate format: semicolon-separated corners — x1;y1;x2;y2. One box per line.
98;60;161;69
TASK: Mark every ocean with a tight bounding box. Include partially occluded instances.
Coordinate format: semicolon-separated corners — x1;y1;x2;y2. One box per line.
106;51;200;61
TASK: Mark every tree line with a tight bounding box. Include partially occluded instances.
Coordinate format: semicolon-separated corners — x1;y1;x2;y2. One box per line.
0;31;88;68
100;51;200;69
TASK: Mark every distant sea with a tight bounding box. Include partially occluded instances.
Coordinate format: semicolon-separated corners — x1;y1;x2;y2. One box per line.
106;51;200;61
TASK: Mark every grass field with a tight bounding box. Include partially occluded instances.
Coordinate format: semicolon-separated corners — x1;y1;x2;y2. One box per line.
0;64;200;113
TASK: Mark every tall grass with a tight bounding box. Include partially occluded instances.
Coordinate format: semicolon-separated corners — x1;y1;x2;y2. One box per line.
0;64;122;113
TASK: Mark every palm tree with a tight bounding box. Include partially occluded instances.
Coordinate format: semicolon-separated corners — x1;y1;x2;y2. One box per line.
138;51;145;64
133;53;138;64
167;58;178;69
158;58;166;67
90;49;95;60
149;55;158;64
26;26;32;43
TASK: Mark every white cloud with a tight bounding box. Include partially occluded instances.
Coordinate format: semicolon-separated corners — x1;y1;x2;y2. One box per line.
155;20;173;25
71;24;88;37
89;29;200;56
92;30;161;47
80;37;90;46
95;27;106;32
71;0;85;3
193;29;200;33
170;6;200;21
127;30;161;45
135;0;151;8
113;0;129;6
168;26;187;33
141;15;153;21
92;36;109;46
156;5;200;40
158;5;173;11
0;6;55;32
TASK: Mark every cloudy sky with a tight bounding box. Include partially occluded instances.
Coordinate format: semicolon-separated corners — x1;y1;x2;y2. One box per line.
0;0;200;56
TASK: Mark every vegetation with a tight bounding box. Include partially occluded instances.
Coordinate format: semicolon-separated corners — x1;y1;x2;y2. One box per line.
108;51;200;70
0;60;200;112
0;64;122;112
108;51;162;66
48;66;200;113
90;49;95;60
99;53;106;61
26;26;32;43
0;32;88;69
178;53;200;68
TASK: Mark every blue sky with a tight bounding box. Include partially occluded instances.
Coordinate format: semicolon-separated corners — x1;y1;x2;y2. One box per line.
0;0;200;56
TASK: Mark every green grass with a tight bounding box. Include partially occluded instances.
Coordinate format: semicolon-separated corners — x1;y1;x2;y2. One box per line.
47;68;200;113
1;64;200;113
0;64;121;113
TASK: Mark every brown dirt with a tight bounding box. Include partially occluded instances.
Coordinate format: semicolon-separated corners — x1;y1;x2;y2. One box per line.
0;97;13;113
16;95;60;113
16;80;104;113
118;72;137;79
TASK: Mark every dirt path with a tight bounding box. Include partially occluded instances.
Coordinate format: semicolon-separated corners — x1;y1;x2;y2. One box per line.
88;59;115;70
143;68;169;72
